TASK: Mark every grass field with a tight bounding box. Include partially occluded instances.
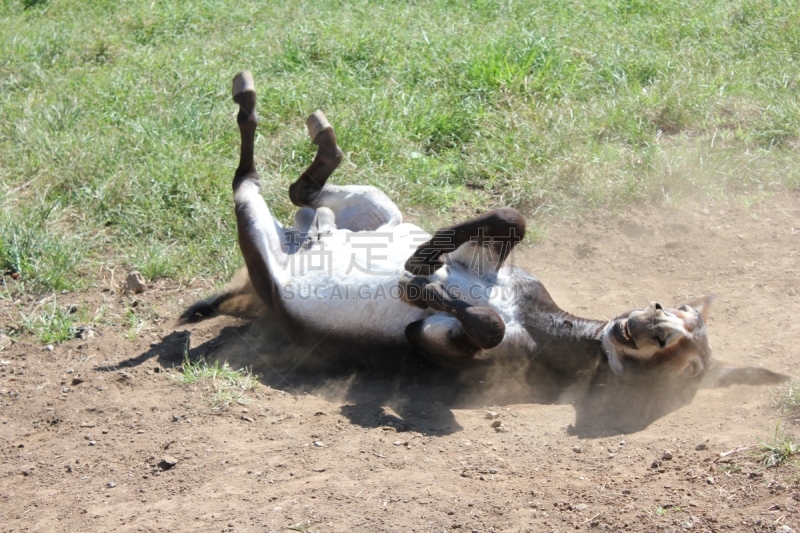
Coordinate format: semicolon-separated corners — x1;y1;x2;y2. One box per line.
1;0;799;295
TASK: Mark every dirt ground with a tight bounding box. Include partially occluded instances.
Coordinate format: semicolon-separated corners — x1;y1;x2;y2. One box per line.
1;193;799;533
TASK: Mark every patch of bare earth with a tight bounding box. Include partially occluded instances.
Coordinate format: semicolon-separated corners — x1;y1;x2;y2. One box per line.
1;194;799;533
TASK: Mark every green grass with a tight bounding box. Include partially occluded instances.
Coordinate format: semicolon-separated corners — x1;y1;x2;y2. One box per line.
759;422;799;468
17;296;79;344
718;463;743;475
176;353;260;410
775;380;800;421
1;0;799;295
123;307;145;340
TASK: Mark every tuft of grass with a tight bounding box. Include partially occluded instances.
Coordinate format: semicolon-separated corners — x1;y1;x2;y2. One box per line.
176;352;259;410
758;422;799;468
718;463;742;475
18;297;78;344
774;380;800;420
0;201;90;293
123;307;147;341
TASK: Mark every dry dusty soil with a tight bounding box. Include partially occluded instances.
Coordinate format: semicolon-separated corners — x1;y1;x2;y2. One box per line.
1;193;799;533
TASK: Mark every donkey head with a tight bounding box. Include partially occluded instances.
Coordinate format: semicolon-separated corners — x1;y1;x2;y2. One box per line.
572;295;787;436
602;295;713;380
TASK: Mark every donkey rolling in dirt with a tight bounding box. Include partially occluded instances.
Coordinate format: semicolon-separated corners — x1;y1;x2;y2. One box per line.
183;72;786;434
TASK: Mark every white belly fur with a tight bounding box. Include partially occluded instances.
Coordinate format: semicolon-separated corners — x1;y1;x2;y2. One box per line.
274;223;519;344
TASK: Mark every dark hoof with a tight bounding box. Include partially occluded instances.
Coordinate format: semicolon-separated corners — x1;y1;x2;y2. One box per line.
459;307;505;349
232;71;255;98
405;321;477;369
306;110;332;143
232;71;256;109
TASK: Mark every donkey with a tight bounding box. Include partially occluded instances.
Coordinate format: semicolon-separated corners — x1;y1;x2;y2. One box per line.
182;71;787;434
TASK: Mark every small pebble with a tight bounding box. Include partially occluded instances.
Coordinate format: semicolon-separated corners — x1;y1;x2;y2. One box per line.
662;450;673;460
0;334;12;349
484;411;499;420
313;441;325;447
572;446;583;454
695;443;707;451
106;482;116;488
158;456;178;470
45;345;54;352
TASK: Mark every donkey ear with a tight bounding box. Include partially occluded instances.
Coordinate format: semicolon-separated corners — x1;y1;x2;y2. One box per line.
700;360;789;389
681;294;716;323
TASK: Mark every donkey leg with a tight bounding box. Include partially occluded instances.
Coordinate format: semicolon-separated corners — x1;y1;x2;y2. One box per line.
404;208;525;276
289;111;402;231
231;71;289;311
399;208;524;361
288;111;344;208
400;275;505;350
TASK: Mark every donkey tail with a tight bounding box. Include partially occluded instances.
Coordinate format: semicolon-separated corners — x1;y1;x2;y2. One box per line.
178;267;266;324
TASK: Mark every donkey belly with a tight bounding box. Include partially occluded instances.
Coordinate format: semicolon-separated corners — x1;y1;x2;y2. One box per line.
279;223;431;345
282;277;428;344
275;223;520;347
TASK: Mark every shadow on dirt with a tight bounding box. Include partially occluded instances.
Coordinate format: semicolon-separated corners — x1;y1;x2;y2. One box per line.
97;316;700;439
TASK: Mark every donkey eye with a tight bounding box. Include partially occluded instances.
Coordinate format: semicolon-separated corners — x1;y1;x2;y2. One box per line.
679;305;692;312
683;361;702;378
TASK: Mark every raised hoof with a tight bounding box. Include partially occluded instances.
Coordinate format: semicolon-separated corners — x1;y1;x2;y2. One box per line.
459;307;506;350
232;71;256;103
306;110;333;143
